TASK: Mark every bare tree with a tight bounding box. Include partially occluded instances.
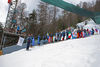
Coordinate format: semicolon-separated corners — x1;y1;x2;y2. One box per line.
37;1;49;36
16;3;27;30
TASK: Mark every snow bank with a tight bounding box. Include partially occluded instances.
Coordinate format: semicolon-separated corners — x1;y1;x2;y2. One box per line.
0;35;100;67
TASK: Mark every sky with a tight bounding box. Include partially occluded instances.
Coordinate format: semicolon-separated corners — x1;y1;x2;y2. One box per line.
0;0;96;26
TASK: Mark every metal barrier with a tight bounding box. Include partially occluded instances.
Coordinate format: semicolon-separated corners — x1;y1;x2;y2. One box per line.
2;40;48;55
2;44;27;55
0;29;3;55
0;29;26;55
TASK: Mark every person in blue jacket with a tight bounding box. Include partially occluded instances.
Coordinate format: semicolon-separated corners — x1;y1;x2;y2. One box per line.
38;35;41;45
26;34;31;50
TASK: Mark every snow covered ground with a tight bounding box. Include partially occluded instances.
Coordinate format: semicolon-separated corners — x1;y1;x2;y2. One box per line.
77;19;100;30
0;35;100;67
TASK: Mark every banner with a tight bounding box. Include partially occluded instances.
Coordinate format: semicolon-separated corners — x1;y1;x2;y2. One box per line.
17;37;24;46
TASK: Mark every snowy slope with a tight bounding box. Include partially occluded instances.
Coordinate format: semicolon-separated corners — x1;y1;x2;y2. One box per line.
77;19;100;30
0;35;100;67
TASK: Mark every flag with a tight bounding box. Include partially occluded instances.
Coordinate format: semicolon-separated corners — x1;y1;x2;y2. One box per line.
71;32;74;39
99;29;100;34
53;36;55;42
61;36;63;41
81;32;83;38
64;35;66;40
0;50;3;56
8;0;11;4
32;37;35;46
48;36;50;43
77;33;79;38
17;37;24;46
83;31;85;37
38;36;40;45
68;32;71;39
94;29;98;35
